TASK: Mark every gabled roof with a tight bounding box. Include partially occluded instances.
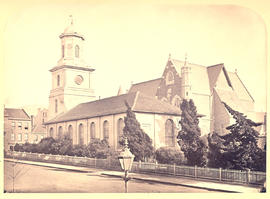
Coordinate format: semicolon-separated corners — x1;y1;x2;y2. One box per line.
207;63;224;91
45;91;181;124
32;123;47;134
227;71;254;102
4;108;31;120
128;78;162;97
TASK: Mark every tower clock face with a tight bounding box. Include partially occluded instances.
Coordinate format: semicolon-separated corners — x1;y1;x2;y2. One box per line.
74;75;84;85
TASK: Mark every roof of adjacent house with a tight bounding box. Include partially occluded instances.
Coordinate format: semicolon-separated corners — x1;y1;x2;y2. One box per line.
128;78;162;97
45;91;181;124
4;108;31;120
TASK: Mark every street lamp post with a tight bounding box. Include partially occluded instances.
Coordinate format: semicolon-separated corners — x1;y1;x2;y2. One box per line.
118;137;134;193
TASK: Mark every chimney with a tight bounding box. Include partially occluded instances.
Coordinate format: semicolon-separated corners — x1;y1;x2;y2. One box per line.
31;115;34;131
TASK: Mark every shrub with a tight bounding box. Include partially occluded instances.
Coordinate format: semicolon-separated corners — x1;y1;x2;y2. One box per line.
155;147;186;165
84;139;112;158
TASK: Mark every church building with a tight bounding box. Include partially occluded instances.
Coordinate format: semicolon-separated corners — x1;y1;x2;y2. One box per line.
45;19;266;150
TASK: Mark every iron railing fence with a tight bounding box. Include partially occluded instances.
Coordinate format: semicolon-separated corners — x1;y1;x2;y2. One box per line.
5;151;266;185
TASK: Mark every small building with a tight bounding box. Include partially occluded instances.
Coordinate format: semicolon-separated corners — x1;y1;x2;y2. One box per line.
4;108;32;151
30;108;48;144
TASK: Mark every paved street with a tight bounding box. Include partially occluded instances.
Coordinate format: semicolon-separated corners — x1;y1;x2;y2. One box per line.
4;161;217;193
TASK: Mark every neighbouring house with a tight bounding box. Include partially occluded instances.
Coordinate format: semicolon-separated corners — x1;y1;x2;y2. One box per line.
4;108;32;151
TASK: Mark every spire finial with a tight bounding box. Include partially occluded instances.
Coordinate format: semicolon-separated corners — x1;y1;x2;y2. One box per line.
168;53;171;60
69;15;73;25
184;52;188;65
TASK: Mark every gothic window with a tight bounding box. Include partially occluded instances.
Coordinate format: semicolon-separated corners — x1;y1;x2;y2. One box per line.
55;99;58;113
62;45;65;57
49;127;54;137
68;125;73;140
79;124;84;145
117;118;124;147
58;126;63;139
57;75;60;86
11;133;15;141
75;45;80;58
103;120;109;140
166;71;174;85
165;119;174;147
90;122;96;140
172;95;181;108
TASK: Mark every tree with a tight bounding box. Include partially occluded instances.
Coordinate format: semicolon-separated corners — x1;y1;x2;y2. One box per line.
84;139;112;158
177;99;207;166
208;102;264;171
119;101;154;161
36;137;57;154
155;147;186;165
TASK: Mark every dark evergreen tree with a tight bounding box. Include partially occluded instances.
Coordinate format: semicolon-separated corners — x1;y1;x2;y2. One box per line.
208;102;265;171
119;101;154;161
177;99;207;166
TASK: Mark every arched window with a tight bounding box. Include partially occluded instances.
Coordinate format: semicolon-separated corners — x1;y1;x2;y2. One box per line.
103;120;109;140
78;124;84;145
57;75;60;86
62;45;65;57
165;119;174;147
90;122;96;140
117;118;124;147
68;125;73;140
166;71;174;85
49;127;54;137
55;99;58;113
75;45;79;58
58;126;63;139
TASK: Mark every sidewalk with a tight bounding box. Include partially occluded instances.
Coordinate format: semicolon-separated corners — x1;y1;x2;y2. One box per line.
4;158;261;193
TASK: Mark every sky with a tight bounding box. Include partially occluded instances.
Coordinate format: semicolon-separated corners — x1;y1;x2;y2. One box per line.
0;1;268;113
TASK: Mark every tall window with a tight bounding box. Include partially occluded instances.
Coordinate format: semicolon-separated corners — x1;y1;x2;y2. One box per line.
79;124;84;145
58;126;63;139
117;118;124;147
75;45;80;58
103;120;109;140
25;122;29;130
166;71;174;85
18;133;22;141
11;133;15;141
62;45;65;57
90;122;95;140
49;127;54;137
68;125;73;140
55;99;58;113
165;119;174;147
18;122;22;129
11;122;15;128
24;133;28;141
57;75;60;86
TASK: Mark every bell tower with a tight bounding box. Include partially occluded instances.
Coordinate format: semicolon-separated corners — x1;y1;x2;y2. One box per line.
48;16;96;120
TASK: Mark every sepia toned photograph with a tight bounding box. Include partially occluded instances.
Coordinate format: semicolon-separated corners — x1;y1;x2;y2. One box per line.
1;0;268;196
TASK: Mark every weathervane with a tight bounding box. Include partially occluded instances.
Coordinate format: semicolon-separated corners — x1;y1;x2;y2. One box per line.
69;15;73;25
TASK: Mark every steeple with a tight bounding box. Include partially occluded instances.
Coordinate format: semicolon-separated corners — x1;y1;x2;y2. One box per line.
181;53;192;100
57;15;86;67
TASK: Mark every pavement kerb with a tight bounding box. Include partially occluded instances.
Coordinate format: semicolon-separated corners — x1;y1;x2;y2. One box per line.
100;172;238;193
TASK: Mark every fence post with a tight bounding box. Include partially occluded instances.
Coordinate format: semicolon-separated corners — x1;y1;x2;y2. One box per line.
94;157;97;168
246;169;250;184
219;168;222;181
155;162;158;173
194;165;197;178
139;160;141;169
173;164;176;176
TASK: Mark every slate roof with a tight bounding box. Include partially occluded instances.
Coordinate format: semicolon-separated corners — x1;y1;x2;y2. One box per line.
207;63;224;91
128;78;162;97
4;108;30;120
45;91;181;124
32;123;47;134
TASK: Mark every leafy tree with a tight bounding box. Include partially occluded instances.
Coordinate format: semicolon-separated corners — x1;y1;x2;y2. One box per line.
36;137;57;154
119;101;155;161
155;147;186;165
177;99;208;166
208;102;264;171
71;145;87;157
84;139;112;158
51;135;73;155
